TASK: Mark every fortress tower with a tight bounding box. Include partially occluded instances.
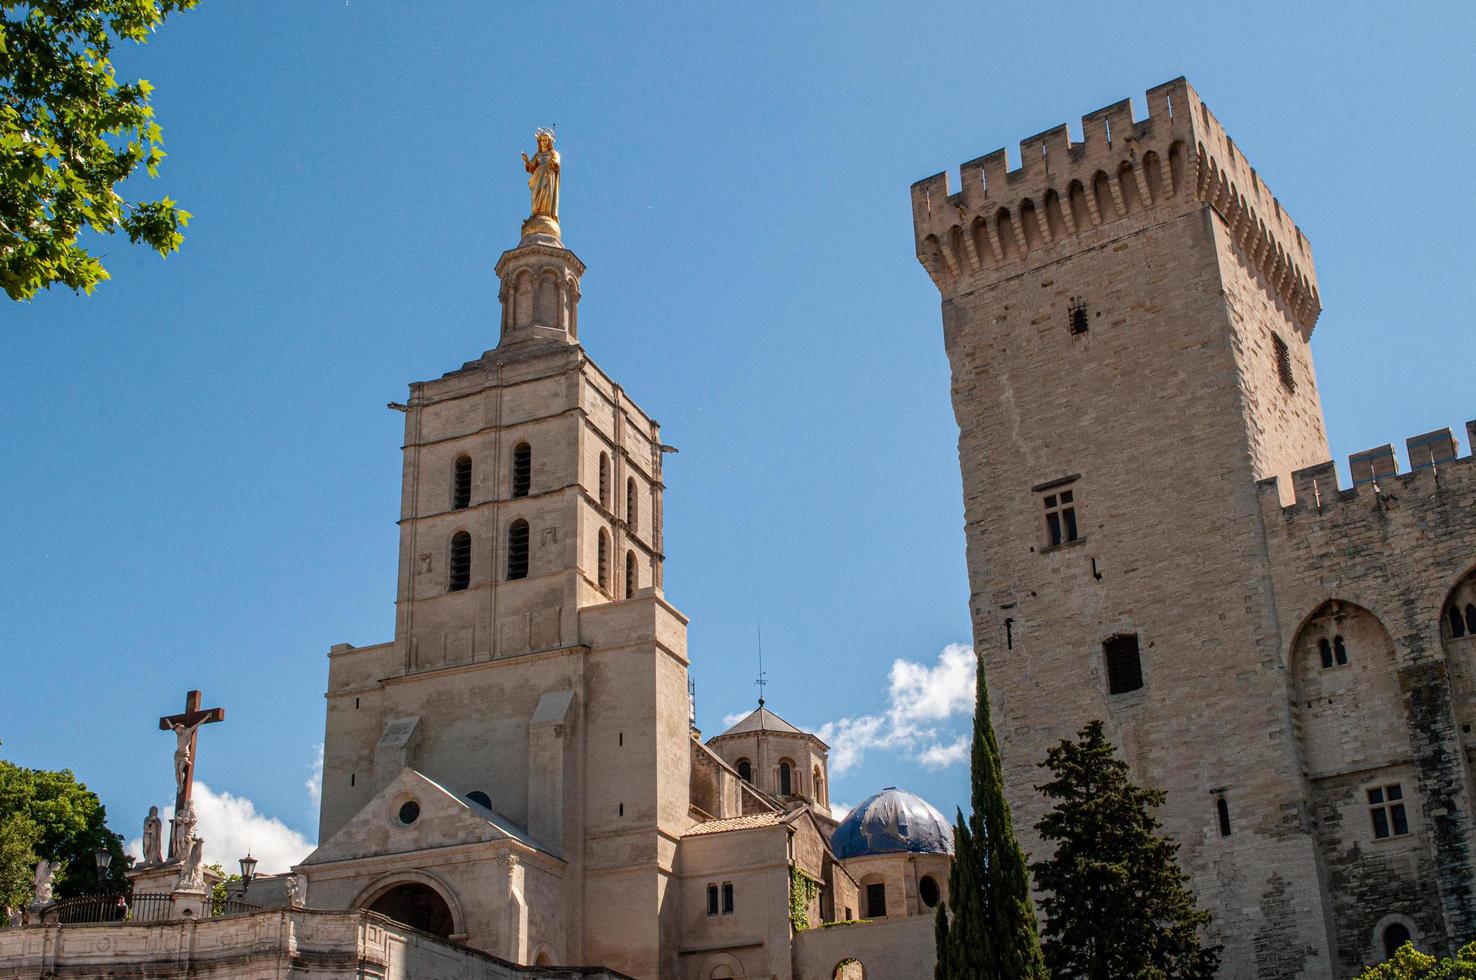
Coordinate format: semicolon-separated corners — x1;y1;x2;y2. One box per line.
912;78;1476;977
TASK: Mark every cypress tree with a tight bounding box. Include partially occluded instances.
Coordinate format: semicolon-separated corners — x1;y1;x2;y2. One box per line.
935;654;1048;978
1031;721;1221;980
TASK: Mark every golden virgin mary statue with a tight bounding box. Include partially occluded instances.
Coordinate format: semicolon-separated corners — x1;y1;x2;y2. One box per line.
520;127;561;243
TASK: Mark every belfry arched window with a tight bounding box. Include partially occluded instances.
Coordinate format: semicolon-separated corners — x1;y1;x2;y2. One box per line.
625;550;637;598
597;529;610;591
452;455;472;510
448;532;471;592
598;453;610;507
779;760;793;796
506;520;529;580
511;442;531;498
626;476;638;530
736;759;752;783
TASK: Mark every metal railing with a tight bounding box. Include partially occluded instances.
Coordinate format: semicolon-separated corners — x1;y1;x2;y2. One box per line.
37;892;261;925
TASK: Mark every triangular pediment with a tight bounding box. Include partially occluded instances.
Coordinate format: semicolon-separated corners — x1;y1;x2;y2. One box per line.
300;769;554;867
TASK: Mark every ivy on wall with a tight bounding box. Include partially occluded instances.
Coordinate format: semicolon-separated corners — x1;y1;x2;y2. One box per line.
789;865;822;931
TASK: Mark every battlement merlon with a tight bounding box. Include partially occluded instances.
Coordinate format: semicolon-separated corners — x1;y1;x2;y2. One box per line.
910;78;1321;333
1256;420;1476;518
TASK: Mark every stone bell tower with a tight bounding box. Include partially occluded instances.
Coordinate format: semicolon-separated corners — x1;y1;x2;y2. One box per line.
308;134;692;978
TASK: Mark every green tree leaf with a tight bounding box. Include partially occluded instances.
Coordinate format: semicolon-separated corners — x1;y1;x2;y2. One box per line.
0;0;199;301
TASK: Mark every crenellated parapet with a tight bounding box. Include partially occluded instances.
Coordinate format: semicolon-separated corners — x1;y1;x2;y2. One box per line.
1258;420;1476;520
910;77;1321;331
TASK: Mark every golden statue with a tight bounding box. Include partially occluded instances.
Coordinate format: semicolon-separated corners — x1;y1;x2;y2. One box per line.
521;127;561;243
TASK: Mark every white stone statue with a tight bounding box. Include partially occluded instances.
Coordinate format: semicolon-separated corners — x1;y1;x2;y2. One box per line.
30;860;54;907
171;718;208;799
6;905;22;927
170;801;196;862
285;874;305;909
142;806;163;865
175;837;206;891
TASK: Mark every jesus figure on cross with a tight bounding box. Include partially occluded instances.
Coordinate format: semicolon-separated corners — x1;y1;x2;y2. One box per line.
159;690;225;818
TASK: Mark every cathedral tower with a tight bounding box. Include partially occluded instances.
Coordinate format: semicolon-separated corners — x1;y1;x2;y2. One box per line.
304;150;691;979
912;79;1339;976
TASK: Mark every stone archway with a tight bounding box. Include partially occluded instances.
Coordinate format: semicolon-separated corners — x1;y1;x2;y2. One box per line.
366;881;455;938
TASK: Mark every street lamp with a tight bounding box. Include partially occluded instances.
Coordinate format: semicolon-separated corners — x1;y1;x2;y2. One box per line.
238;853;258;895
94;846;112;889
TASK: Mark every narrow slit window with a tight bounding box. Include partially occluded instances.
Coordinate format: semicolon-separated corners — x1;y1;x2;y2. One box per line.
452;455;472;510
779;761;793;796
1333;635;1348;666
506;520;530;580
1450;606;1467;638
1104;633;1144;694
511;442;532;498
448;531;471;592
625;550;637;598
722;882;734;914
1273;333;1296;392
706;884;719;917
1367;783;1410;839
626;476;638;530
1216;796;1232;837
598;452;610;507
1466;603;1476;634
1319;638;1333;669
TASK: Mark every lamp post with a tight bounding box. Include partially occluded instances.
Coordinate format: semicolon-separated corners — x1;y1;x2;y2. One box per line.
238;853;258;897
94;846;112;891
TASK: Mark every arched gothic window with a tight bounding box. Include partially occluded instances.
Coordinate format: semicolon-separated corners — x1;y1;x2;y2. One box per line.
736;759;752;783
448;532;471;592
1451;606;1468;638
506;520;529;580
1383;922;1412;961
625;550;637;598
452;455;472;510
598;452;610;507
626;476;638;530
1467;604;1476;634
779;760;793;796
511;443;531;498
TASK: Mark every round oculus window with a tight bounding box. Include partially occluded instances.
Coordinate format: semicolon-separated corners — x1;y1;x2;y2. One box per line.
397;800;420;825
919;874;941;908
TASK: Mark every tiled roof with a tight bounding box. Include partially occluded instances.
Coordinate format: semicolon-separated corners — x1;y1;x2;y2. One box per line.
684;812;786;837
715;706;804;737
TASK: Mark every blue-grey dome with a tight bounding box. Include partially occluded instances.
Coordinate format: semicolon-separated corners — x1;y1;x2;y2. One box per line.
830;787;954;860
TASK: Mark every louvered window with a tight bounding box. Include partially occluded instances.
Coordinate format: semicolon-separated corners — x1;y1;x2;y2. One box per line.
597;531;610;591
506;520;529;580
625;550;637;598
626;477;638;529
511;443;531;498
452;456;472;510
1273;333;1296;392
598;452;610;507
448;532;471;592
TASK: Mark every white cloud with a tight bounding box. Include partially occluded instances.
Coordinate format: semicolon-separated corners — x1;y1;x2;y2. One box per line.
830;801;854;821
814;643;977;774
918;735;970;770
126;782;313;876
306;744;324;809
721;711;749;728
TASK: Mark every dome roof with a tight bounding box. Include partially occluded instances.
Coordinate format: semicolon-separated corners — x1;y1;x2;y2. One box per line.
830;787;954;860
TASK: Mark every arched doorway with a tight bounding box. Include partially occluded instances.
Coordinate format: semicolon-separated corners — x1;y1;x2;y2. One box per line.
366;882;454;938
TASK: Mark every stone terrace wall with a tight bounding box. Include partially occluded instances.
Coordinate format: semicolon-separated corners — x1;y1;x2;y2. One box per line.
0;908;630;980
790;916;935;980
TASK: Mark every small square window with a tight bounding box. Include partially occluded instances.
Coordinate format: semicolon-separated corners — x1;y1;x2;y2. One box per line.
1104;634;1144;695
1042;486;1080;547
1069;299;1089;335
1368;783;1409;839
706;884;719;917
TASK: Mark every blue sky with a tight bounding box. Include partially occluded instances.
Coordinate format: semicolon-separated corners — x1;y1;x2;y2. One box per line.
2;1;1473;871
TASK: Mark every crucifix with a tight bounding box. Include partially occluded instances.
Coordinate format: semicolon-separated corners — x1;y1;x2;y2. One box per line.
159;689;225;819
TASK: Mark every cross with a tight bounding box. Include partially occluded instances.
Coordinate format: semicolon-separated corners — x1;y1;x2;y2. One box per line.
159;690;225;819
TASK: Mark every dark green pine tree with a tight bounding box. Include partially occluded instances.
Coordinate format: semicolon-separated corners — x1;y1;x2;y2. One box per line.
935;655;1048;979
1031;721;1222;980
